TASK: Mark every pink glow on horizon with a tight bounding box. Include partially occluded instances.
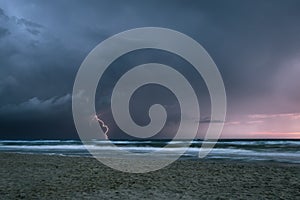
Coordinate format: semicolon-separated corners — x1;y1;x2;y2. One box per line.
218;112;300;139
250;132;300;139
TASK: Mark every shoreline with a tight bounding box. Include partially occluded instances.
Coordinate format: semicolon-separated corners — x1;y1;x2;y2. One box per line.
2;151;300;166
1;153;299;199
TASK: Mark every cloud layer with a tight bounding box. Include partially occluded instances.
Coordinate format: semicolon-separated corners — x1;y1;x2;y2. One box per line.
0;0;300;139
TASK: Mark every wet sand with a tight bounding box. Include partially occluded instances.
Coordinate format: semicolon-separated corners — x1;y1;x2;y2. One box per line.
0;153;299;199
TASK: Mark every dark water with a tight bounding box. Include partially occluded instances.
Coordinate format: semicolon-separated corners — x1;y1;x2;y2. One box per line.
0;140;299;164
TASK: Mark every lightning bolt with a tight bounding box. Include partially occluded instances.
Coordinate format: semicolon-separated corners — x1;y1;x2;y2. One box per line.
92;114;109;139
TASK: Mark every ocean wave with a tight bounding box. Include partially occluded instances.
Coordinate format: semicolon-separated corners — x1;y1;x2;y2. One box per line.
0;140;299;164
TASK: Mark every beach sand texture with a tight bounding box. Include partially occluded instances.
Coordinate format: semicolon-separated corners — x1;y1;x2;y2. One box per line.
0;153;299;199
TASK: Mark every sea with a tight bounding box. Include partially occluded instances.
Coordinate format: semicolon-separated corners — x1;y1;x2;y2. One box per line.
0;140;299;164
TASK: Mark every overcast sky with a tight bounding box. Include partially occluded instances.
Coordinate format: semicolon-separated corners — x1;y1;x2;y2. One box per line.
0;0;300;139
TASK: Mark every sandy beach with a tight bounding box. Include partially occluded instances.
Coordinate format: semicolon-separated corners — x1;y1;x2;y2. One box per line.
0;153;299;199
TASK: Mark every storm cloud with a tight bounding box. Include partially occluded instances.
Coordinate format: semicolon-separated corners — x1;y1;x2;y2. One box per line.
0;0;300;139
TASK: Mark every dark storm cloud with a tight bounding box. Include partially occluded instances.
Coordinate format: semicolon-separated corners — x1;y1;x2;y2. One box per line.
0;94;71;115
0;6;80;105
0;93;76;139
16;18;43;29
0;8;9;38
0;7;8;19
16;18;43;35
0;0;300;139
0;27;9;38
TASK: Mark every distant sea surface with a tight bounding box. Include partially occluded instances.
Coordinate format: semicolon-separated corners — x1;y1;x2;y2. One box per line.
0;140;299;164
